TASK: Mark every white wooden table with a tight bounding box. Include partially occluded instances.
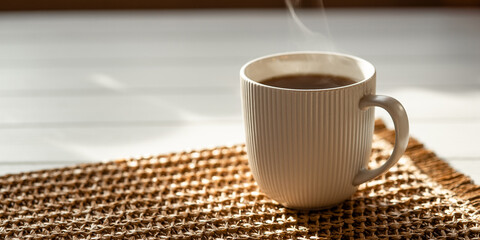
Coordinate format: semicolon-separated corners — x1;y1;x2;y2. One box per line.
0;9;479;182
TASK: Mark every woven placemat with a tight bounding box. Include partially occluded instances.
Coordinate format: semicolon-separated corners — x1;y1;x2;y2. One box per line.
1;120;479;239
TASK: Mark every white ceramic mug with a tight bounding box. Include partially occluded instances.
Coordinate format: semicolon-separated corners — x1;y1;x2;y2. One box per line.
240;52;409;210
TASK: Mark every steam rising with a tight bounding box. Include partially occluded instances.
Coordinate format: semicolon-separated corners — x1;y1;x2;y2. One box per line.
285;0;335;52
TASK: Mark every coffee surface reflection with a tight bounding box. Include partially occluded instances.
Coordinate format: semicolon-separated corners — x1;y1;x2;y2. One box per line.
259;74;356;90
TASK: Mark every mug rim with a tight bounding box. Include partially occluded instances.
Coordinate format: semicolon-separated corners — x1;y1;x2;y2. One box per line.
240;51;376;92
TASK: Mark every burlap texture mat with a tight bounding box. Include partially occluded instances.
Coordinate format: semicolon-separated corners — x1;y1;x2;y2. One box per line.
1;120;479;239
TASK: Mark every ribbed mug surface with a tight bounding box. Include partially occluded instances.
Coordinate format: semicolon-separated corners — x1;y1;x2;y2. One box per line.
241;52;376;209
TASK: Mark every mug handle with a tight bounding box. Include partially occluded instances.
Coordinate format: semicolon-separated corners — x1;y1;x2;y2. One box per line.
352;95;409;186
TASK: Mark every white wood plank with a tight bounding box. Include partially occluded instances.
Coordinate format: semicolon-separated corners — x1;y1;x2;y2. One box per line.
4;26;477;46
0;87;477;125
378;88;480;121
0;123;245;163
375;61;480;87
0;9;478;35
0;121;477;164
0;34;478;61
0;39;282;60
399;121;480;159
0;11;292;34
0;94;242;125
0;11;478;62
0;60;478;91
0;64;242;90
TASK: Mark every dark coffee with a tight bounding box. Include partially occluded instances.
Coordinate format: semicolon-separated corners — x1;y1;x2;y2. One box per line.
259;74;356;90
